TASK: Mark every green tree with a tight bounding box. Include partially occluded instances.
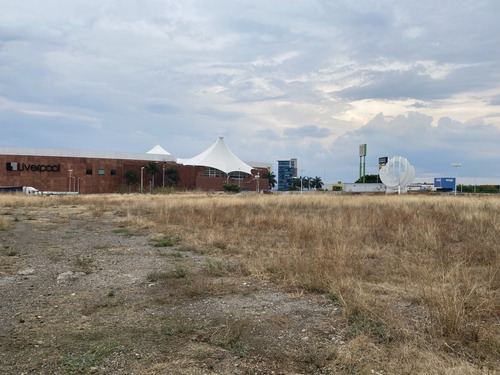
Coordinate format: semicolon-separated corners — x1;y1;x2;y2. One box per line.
303;177;311;190
263;171;277;189
355;174;379;183
290;176;308;191
289;178;300;191
311;176;324;190
459;185;500;194
145;162;160;190
123;169;139;192
164;167;180;187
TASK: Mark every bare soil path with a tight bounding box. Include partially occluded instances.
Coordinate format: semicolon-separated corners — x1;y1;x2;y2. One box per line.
0;205;341;374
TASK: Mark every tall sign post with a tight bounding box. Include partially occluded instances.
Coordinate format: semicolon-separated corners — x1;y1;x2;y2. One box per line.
451;163;462;195
359;144;367;183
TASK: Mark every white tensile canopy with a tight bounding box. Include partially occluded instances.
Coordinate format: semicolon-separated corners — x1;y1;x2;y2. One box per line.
147;144;171;155
180;137;253;175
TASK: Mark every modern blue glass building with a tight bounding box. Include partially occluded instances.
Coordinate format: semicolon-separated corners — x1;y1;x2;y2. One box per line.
277;158;297;191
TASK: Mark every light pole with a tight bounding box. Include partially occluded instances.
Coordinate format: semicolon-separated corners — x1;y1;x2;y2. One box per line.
141;167;145;193
451;163;462;195
162;162;165;188
299;169;305;194
68;169;72;192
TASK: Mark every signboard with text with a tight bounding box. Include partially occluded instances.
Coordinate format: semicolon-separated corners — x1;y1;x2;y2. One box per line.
359;144;367;157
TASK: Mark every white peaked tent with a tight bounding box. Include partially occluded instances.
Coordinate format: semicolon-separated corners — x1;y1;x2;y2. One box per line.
147;144;171;155
180;137;254;175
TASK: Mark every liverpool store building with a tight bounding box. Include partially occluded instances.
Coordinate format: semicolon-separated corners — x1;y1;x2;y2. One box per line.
0;137;270;194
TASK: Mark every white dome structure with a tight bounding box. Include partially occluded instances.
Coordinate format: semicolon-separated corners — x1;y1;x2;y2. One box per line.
179;137;254;175
379;156;415;194
147;144;171;155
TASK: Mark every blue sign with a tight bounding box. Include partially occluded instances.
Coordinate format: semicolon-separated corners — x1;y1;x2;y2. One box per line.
434;177;455;190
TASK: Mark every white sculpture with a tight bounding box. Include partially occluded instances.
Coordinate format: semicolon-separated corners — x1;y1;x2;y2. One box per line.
379;156;415;194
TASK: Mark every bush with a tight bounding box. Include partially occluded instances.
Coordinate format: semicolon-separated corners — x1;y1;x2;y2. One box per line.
222;183;241;193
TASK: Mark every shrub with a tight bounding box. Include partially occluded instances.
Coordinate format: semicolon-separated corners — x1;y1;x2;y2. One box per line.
222;183;241;193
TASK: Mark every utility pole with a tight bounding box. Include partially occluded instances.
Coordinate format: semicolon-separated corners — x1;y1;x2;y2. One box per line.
451;163;461;195
359;144;367;183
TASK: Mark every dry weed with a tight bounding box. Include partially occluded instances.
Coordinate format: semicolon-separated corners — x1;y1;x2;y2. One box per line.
4;192;500;371
0;215;12;230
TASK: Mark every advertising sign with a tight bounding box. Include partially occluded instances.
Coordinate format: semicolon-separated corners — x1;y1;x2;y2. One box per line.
359;144;367;157
6;162;61;172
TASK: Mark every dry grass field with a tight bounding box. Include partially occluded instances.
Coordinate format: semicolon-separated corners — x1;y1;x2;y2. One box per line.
0;192;499;374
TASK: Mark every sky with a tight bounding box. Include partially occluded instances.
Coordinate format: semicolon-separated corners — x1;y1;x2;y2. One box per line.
1;0;500;185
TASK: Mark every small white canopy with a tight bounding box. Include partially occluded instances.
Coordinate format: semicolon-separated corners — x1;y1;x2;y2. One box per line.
147;144;171;155
180;137;253;175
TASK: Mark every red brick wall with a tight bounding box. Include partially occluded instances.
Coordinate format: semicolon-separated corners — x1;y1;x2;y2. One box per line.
0;155;270;194
0;155;147;194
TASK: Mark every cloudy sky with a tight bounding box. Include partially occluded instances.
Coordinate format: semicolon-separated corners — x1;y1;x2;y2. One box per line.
1;0;500;184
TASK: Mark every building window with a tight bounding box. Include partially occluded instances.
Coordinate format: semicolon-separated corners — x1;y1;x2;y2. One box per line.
86;169;92;175
98;169;105;175
110;169;117;176
228;171;249;179
204;167;226;178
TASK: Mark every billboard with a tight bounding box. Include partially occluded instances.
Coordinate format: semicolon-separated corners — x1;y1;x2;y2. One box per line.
359;144;367;157
434;177;455;190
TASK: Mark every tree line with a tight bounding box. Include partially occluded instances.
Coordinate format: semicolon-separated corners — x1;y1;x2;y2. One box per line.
290;176;324;191
123;162;180;191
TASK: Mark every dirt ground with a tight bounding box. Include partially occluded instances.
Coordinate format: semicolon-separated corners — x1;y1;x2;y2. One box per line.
0;205;345;374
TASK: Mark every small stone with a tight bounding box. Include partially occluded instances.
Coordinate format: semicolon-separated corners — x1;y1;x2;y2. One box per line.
18;268;35;276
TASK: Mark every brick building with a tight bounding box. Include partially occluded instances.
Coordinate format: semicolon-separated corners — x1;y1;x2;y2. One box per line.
0;138;270;194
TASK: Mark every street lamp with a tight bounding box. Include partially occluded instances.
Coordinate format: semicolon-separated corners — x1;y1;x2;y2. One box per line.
151;162;159;192
451;163;462;195
68;169;73;192
299;169;305;194
162;162;165;188
141;167;145;193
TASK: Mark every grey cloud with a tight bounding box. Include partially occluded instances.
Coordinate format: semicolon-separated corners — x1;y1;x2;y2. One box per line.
256;129;280;140
1;1;500;184
490;95;500;106
335;64;495;102
196;107;242;120
146;103;180;115
411;102;427;108
284;125;330;138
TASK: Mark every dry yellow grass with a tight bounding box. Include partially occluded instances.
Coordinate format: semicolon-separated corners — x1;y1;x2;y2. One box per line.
1;192;499;372
0;215;11;231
